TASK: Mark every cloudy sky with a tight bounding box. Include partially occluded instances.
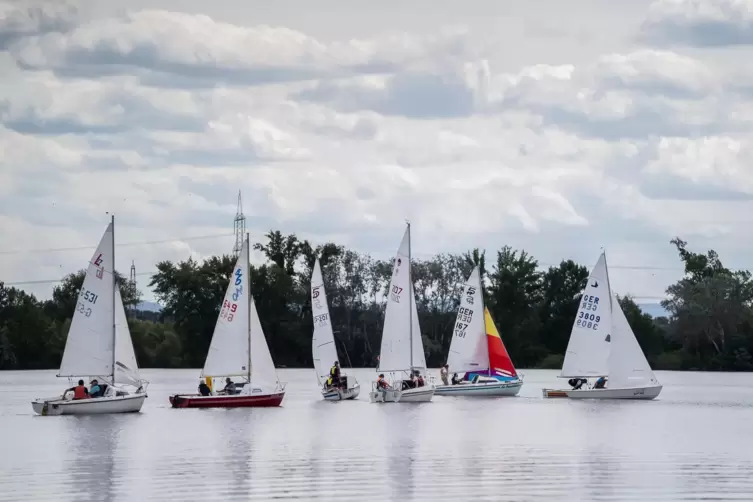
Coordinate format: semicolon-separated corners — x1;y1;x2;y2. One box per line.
2;0;753;305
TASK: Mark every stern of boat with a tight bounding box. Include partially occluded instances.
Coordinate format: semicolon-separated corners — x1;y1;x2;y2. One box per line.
32;397;66;416
542;388;569;398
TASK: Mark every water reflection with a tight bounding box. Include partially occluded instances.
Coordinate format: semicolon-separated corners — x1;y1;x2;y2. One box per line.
5;369;753;501
65;416;117;502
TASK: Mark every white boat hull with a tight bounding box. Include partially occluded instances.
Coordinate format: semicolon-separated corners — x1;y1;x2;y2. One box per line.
435;379;522;397
322;383;361;401
565;385;662;400
32;393;146;416
369;384;435;403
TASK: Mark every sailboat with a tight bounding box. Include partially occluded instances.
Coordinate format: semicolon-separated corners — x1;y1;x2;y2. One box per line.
311;258;360;401
169;234;286;408
32;216;148;416
369;223;436;403
435;266;523;397
542;251;662;400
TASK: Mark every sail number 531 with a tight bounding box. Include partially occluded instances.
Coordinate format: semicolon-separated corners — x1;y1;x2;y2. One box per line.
79;288;99;304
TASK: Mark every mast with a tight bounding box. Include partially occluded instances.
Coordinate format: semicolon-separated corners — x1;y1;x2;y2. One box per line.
407;221;413;372
477;266;489;374
110;214;116;384
603;249;614;312
246;232;252;383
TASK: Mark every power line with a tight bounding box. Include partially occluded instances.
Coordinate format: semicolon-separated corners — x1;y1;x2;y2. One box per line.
4;271;156;287
0;232;234;256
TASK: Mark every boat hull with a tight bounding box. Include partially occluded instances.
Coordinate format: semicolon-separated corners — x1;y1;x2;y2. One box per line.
369;384;435;403
32;393;146;416
435;379;522;397
322;383;360;401
169;391;285;408
565;385;662;400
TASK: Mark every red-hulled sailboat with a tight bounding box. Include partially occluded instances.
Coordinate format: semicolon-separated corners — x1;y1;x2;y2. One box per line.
169;234;285;408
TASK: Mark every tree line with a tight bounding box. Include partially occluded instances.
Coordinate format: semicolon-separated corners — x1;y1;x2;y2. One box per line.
1;232;752;372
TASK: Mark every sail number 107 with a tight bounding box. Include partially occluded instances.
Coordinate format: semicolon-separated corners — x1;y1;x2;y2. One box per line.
390;285;403;303
221;299;238;322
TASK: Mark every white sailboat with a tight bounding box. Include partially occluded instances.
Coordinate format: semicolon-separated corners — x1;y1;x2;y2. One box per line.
32;217;148;416
435;267;523;397
169;234;286;408
542;251;662;400
311;258;360;401
370;223;435;403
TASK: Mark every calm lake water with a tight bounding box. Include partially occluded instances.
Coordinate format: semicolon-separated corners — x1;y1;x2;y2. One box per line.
1;369;752;501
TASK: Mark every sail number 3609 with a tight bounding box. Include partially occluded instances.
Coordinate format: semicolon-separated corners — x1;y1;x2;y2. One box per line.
221;299;238;322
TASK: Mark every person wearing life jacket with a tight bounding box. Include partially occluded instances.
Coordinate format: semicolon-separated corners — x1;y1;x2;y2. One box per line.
594;376;607;389
329;361;341;388
439;364;449;386
376;374;390;391
66;380;89;400
198;381;212;396
414;370;425;387
89;379;103;398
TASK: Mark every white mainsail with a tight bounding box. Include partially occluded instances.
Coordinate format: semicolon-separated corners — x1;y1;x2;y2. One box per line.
560;252;612;378
114;287;141;387
202;239;251;378
58;222;116;378
311;258;338;386
250;297;280;389
608;295;659;389
446;267;489;373
378;225;427;373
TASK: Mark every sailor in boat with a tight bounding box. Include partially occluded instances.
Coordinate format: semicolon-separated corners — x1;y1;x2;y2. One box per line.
328;361;342;389
89;379;106;398
65;380;89;400
568;378;587;390
198;380;212;396
221;378;237;395
593;376;607;389
439;364;449;385
376;374;391;396
451;373;460;385
401;371;416;390
414;370;425;387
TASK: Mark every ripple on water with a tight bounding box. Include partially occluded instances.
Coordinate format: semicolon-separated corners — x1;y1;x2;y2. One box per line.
2;369;753;501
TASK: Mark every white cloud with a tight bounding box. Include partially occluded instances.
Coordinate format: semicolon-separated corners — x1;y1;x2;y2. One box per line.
642;0;753;46
2;1;753;305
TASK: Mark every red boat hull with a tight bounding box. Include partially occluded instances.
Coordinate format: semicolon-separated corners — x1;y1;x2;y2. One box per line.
169;392;285;408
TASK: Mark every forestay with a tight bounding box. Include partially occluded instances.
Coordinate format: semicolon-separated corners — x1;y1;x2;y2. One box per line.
378;226;427;373
202;240;251;378
608;295;659;389
446;267;489;374
58;222;116;378
114;287;141;387
311;258;338;385
250;297;280;389
560;252;612;378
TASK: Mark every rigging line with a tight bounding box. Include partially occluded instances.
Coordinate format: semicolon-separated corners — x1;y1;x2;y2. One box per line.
0;233;235;256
